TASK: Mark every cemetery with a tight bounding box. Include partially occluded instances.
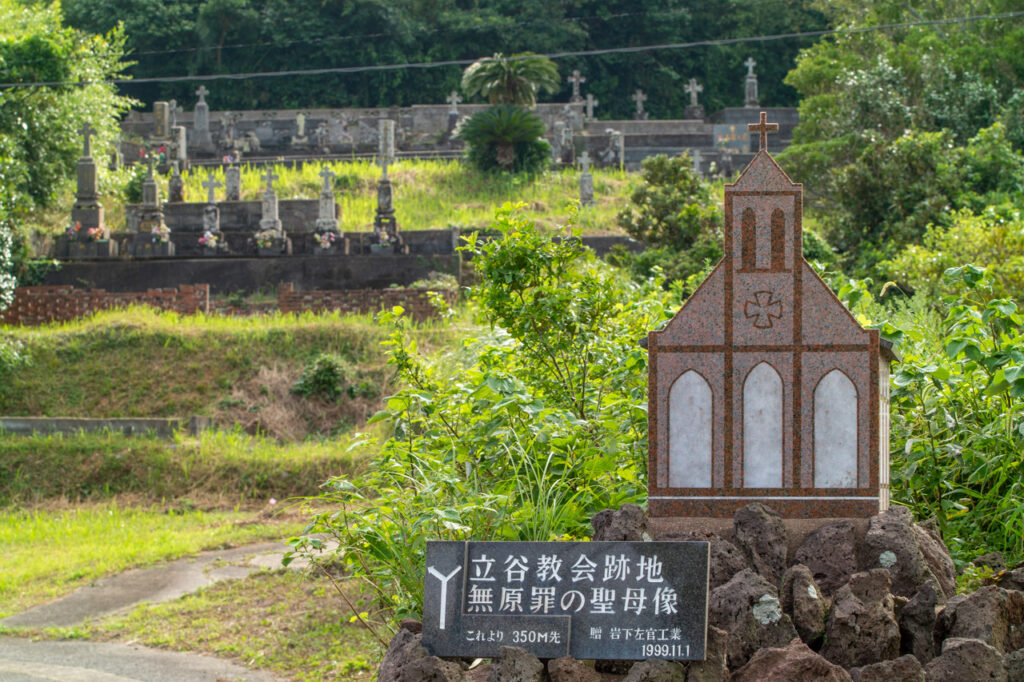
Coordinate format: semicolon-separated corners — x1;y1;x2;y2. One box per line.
2;1;1024;680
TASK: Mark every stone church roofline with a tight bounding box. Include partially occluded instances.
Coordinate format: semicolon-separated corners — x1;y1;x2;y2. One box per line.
728;149;800;192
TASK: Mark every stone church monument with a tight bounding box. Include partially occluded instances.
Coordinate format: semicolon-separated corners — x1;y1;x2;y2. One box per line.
646;113;896;525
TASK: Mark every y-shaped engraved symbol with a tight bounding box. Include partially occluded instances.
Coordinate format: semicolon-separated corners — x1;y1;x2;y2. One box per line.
745;291;783;329
427;565;462;630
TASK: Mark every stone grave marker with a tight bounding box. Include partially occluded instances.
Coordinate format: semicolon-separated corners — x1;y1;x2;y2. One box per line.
313;166;347;255
578;151;594;206
632;89;648;120
373;119;399;241
131;153;173;257
552;120;566;163
224;166;241;201
202;173;221;205
684;77;705;120
646;112;896;521
153;101;170;139
67;123;117;258
568;70;586;103
744;57;759;107
422;541;709;661
191;86;214;152
585;93;599;121
167;162;185;203
256;170;291;255
447;91;462;115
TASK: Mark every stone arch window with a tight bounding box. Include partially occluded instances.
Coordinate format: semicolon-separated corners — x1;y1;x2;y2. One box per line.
668;370;712;488
770;207;786;271
743;362;783;487
741;207;757;271
814;369;858;488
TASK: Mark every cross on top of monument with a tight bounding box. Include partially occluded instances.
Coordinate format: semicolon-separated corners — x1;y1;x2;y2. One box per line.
685;78;703;106
748;111;778;152
579;150;591;173
447;91;462;110
632;89;647;111
585;93;598;118
569;70;586;98
262;170;279;192
196;85;209;103
319;166;335;192
744;57;757;76
77;123;97;157
202;174;221;204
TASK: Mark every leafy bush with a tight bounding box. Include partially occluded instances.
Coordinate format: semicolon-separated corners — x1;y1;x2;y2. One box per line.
123;162;149;205
455;105;550;174
289;205;673;622
885;266;1024;564
0;221;15;311
291;353;352;401
883;206;1024;300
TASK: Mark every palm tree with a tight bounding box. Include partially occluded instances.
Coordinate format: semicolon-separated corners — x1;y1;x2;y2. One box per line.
461;52;560;108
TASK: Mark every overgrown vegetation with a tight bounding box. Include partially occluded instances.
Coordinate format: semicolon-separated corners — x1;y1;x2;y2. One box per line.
456;106;550;175
290;205;674;623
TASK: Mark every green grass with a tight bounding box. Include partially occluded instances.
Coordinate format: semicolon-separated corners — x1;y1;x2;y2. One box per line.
0;306;457;424
0;429;365;506
0;502;303;618
87;570;380;681
22;160;637;241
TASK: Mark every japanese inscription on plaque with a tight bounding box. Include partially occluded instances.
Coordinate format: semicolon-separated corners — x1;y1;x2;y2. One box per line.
422;541;709;661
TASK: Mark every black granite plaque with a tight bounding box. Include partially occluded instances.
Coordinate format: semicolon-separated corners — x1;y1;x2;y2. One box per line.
422;541;709;661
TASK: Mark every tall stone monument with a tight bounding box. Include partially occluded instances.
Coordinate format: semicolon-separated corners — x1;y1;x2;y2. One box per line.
585;93;599;121
256;170;291;255
568;70;586;103
373;119;398;239
130;153;174;257
744;57;759;108
224;166;241;201
168;161;185;203
153;101;171;139
313;166;347;255
578;151;594;206
191;85;214;153
200;173;223;253
68;123;117;258
646;113;897;528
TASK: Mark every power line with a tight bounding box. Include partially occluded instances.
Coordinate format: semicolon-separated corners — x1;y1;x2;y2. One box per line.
1;10;1021;90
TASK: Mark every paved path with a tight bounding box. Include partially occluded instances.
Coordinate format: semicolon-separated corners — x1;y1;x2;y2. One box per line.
0;540;330;680
0;638;278;681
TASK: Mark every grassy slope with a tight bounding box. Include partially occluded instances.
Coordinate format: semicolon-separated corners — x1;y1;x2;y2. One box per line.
0;307;456;427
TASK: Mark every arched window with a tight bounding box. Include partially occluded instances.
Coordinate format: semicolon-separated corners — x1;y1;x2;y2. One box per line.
743;362;783;487
814;370;858;487
741;208;757;271
668;370;713;487
770;208;786;271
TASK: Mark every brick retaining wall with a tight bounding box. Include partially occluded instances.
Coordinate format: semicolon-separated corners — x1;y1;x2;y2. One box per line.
1;285;210;325
277;283;456;321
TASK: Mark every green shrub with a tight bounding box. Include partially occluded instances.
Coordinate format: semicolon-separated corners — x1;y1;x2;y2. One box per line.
289;205;674;621
291;353;352;401
885;266;1024;564
455;105;550;174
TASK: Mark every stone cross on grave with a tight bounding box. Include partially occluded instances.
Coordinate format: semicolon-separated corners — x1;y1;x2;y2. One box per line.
568;70;586;102
78;123;97;157
578;150;591;174
262;170;278;194
748;111;778;151
319;166;334;193
202;174;221;204
685;78;703;107
632;89;647;115
585;93;598;120
378;119;396;176
145;151;155;178
744;57;757;76
196;85;209;104
447;91;462;115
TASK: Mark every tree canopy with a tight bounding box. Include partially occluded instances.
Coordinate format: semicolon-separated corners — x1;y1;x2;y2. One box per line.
61;0;828;116
461;53;559;107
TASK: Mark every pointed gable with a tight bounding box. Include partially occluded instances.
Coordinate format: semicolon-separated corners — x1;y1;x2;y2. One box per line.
654;263;725;346
800;262;870;345
729;151;799;193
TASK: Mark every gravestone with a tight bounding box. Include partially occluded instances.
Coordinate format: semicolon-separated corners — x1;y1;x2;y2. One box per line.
153;101;171;139
130;153;174;257
373;119;399;243
599;129;624;169
256;170;291;255
199;174;223;254
578;151;594;206
646;112;897;522
585;93;599;121
422;541;709;661
684;78;705;120
191;86;214;152
632;89;648;121
447;91;462;116
744;58;759;108
552;120;566;163
291;112;309;147
313;122;330;153
170;125;188;169
224;166;241;201
167;162;185;203
313;166;347;255
568;70;586;103
67;123;117;258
